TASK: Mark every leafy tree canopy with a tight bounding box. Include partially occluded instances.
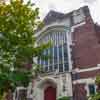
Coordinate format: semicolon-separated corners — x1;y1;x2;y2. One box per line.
89;75;100;100
0;0;49;96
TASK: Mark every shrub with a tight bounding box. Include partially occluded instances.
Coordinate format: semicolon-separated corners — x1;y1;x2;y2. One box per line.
58;96;70;100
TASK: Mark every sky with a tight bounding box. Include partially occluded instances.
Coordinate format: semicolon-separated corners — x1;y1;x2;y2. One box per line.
31;0;100;24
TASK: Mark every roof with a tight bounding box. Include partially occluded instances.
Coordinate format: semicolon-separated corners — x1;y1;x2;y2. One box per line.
43;10;65;25
43;6;89;25
36;6;89;32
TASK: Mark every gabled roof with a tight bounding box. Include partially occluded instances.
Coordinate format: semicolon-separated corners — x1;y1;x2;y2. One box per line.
36;6;89;32
43;10;65;25
42;6;89;26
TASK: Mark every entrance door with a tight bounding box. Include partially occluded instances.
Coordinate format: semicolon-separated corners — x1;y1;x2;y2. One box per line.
44;86;56;100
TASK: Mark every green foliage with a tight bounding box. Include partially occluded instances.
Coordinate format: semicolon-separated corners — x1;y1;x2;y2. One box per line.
95;75;100;85
58;96;70;100
89;75;100;100
0;0;49;95
88;93;100;100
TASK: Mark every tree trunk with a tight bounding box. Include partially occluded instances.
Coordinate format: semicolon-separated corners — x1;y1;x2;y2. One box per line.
5;89;13;100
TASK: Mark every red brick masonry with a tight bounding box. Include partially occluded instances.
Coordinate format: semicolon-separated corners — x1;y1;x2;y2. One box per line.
72;15;100;69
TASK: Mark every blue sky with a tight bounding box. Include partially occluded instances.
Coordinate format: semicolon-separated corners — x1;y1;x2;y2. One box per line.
32;0;100;24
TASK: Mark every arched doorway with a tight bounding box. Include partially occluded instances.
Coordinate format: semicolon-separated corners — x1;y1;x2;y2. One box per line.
37;77;57;100
44;86;56;100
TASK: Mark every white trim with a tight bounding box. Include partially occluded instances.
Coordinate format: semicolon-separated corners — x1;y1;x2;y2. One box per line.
73;66;100;73
71;21;85;33
73;78;95;84
16;86;26;90
35;20;70;37
66;30;73;71
36;18;85;38
36;20;85;42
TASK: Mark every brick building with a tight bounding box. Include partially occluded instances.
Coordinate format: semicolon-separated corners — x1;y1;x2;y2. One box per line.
14;6;100;100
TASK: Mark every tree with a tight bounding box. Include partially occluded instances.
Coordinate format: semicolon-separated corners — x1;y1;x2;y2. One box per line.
89;93;100;100
89;75;100;100
0;0;49;99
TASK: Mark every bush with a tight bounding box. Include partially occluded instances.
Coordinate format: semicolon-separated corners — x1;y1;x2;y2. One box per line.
88;93;100;100
95;75;100;85
58;96;70;100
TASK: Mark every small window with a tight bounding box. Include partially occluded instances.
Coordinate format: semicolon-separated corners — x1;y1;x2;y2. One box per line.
88;84;96;95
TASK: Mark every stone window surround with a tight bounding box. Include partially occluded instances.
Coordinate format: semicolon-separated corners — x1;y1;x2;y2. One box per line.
37;26;73;73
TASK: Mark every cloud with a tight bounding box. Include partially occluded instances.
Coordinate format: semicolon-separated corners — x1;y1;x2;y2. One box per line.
48;3;57;10
83;0;97;4
31;0;100;24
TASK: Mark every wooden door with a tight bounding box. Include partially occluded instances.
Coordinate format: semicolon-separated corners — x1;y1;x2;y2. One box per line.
44;86;56;100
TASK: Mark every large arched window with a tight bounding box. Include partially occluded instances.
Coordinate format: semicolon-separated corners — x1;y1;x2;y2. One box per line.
37;26;70;73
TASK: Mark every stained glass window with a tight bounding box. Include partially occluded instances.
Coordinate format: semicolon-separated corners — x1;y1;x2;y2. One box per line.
37;27;70;73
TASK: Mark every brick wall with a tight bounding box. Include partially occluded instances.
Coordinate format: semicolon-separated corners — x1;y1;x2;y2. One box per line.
72;69;100;80
72;14;100;69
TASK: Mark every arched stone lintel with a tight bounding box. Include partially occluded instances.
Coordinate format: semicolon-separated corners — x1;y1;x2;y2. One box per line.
38;77;57;89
